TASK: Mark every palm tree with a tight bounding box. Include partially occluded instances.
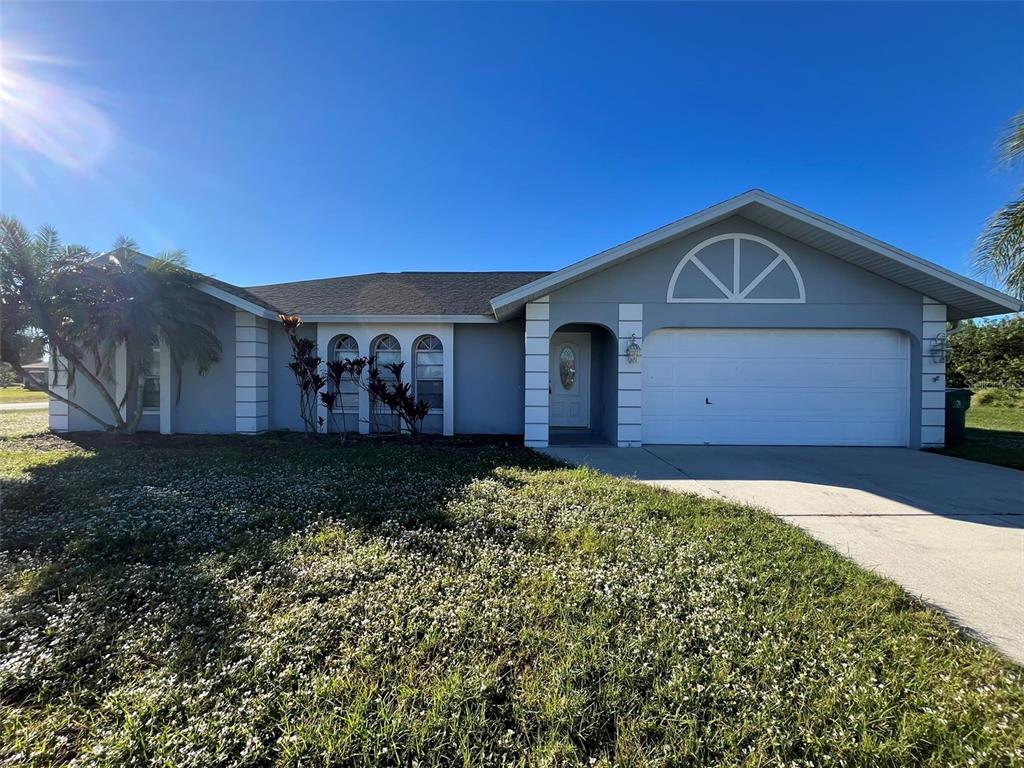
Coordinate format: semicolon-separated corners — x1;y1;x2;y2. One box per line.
1;217;222;432
975;111;1024;300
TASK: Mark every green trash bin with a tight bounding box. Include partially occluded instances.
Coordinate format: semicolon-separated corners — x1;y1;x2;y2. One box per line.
944;388;972;447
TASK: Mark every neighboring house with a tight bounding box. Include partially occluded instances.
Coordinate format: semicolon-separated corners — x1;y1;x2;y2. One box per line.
21;359;49;382
49;190;1021;448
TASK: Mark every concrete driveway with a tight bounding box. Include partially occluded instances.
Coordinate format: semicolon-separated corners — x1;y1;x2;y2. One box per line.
0;402;47;411
542;444;1024;663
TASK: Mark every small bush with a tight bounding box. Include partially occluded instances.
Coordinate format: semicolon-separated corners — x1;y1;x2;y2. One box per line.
972;387;1024;408
948;316;1024;389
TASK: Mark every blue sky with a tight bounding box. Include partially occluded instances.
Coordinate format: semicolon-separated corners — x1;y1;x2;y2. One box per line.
3;2;1022;288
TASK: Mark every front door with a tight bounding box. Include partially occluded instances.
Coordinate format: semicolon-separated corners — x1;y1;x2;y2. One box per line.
549;332;590;428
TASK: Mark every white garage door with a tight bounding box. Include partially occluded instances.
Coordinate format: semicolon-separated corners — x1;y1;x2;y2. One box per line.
642;329;909;446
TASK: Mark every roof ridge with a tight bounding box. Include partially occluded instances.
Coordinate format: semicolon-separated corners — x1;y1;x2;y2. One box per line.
244;269;551;290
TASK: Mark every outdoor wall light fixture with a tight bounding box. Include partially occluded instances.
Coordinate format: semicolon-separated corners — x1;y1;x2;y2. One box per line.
930;331;950;364
625;333;642;364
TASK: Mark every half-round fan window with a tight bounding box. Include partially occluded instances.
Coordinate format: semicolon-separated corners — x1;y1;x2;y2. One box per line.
666;234;805;304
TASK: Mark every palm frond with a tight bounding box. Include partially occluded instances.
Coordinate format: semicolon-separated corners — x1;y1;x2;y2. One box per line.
152;249;188;268
0;215;30;248
35;225;62;263
974;193;1024;299
999;111;1024;167
113;235;138;252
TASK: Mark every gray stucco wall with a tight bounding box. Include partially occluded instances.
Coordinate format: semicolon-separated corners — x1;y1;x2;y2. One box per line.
66;297;237;434
269;322;313;431
66;352;119;431
600;330;618;442
546;214;928;446
168;298;236;434
453;321;524;434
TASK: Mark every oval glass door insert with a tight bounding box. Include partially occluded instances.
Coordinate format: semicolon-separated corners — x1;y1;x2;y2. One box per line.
559;346;576;390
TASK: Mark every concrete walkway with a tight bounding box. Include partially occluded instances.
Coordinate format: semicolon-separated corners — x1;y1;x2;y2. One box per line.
543;444;1024;663
0;402;48;411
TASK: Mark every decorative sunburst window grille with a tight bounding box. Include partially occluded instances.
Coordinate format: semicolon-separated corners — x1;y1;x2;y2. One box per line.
666;233;806;304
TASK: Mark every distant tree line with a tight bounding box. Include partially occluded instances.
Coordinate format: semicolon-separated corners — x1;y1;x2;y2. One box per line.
947;315;1024;390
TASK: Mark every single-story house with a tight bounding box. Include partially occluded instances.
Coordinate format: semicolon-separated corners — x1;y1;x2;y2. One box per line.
49;189;1021;448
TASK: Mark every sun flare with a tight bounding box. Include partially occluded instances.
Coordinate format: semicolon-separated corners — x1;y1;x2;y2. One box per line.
0;45;113;171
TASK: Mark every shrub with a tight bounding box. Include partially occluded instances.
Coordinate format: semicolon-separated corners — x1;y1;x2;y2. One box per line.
947;316;1024;389
972;387;1024;407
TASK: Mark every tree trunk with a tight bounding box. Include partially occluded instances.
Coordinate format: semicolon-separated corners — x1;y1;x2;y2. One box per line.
47;339;128;431
125;368;146;434
16;288;128;431
11;363;117;430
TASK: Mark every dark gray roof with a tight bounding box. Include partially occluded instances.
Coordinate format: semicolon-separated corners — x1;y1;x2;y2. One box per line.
244;271;551;317
198;272;282;313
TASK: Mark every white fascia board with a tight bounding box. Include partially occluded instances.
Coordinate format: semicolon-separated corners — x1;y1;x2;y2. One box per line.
298;314;497;324
489;189;1022;319
489;190;764;317
195;283;279;320
750;190;1022;314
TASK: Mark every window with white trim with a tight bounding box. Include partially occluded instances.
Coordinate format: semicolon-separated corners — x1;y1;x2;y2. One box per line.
331;334;360;411
372;335;402;381
414;335;443;411
141;340;160;412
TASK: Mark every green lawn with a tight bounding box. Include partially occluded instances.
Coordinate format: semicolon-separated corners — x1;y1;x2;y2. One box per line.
1;423;1022;767
0;386;48;404
937;389;1024;470
0;409;49;438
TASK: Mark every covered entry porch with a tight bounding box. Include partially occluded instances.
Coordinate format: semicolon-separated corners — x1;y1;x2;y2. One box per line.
523;296;644;448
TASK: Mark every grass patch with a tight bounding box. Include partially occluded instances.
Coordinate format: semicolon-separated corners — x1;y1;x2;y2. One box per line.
936;390;1024;470
0;410;49;439
972;387;1024;409
1;428;1022;766
0;387;48;405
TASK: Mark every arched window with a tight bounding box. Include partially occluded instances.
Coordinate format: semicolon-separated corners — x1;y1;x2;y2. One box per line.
666;233;805;304
414;335;444;411
372;335;402;381
330;335;359;411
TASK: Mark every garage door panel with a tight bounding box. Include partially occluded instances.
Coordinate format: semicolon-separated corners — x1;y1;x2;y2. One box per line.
646;387;905;416
649;330;906;360
648;359;908;389
642;329;909;446
644;416;905;446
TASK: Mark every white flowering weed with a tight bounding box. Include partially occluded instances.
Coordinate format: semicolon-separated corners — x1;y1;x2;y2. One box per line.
1;426;1022;767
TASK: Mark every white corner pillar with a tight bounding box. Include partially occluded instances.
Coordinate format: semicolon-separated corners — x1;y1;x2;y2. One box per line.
48;353;69;433
524;296;550;448
235;311;269;434
617;304;643;447
158;336;173;434
441;326;454;437
921;297;947;448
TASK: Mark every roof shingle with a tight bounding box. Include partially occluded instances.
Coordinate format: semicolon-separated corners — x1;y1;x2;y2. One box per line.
244;271;551;317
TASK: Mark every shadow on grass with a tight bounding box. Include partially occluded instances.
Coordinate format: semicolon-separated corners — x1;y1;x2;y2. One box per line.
0;432;559;709
936;427;1024;471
